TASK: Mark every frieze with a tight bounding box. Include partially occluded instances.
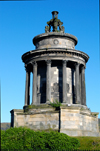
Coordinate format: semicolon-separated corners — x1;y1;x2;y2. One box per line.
22;48;89;64
35;37;75;49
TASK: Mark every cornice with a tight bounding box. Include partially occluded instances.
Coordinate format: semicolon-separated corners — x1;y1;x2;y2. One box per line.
22;48;89;62
22;48;89;64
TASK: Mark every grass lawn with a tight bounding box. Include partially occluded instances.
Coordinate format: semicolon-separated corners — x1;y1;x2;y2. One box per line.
74;136;100;150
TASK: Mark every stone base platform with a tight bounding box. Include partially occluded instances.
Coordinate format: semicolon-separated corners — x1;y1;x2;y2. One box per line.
10;104;100;136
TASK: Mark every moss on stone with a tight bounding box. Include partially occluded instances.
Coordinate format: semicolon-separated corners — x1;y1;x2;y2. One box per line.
93;113;98;116
23;104;54;113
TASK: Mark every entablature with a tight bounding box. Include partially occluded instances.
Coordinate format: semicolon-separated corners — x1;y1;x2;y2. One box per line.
22;48;89;64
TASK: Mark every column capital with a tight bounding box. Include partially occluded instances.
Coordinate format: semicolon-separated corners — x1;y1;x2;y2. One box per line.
45;60;51;65
25;64;30;72
32;61;37;67
74;62;80;68
81;65;86;70
62;60;68;64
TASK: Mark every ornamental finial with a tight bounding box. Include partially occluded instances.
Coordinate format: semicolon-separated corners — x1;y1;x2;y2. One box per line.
45;11;65;33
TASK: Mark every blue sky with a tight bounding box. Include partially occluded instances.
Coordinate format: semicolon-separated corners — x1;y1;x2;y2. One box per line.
0;0;99;123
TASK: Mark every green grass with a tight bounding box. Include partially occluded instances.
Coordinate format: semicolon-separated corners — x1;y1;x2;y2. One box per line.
74;136;100;150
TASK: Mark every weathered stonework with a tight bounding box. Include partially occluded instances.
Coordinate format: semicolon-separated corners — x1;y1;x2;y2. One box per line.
10;105;59;131
60;105;99;136
10;104;100;136
10;11;99;136
33;34;77;50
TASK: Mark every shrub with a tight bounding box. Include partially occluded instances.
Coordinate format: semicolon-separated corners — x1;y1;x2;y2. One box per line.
1;127;80;150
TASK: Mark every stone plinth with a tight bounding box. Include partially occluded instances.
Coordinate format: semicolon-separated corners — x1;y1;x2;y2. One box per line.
10;105;59;131
60;105;100;136
10;104;100;136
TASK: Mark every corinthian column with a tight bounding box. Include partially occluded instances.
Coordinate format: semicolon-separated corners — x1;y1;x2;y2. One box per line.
25;65;30;106
32;62;37;105
75;63;81;104
81;65;86;105
46;60;51;103
62;60;67;103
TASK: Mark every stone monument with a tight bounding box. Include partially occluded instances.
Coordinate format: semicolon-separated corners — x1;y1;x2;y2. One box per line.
10;11;99;136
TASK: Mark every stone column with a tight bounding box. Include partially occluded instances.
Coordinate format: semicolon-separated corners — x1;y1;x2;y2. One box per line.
32;62;37;105
62;60;67;103
79;68;82;104
71;68;75;104
46;60;51;103
81;66;86;105
75;63;81;104
25;65;30;106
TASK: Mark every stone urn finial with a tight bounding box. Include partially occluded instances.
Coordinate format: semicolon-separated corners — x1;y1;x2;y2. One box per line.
45;11;65;33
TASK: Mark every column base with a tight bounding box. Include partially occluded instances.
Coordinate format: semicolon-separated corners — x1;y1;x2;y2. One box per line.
46;101;50;104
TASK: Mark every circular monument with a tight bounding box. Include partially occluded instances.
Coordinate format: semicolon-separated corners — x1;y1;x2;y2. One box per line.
10;11;99;136
22;11;89;107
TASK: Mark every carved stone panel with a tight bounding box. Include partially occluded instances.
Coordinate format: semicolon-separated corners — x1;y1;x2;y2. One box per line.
53;82;59;92
53;39;59;45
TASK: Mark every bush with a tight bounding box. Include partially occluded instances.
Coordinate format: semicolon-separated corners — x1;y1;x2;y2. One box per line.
1;127;80;150
1;126;34;150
